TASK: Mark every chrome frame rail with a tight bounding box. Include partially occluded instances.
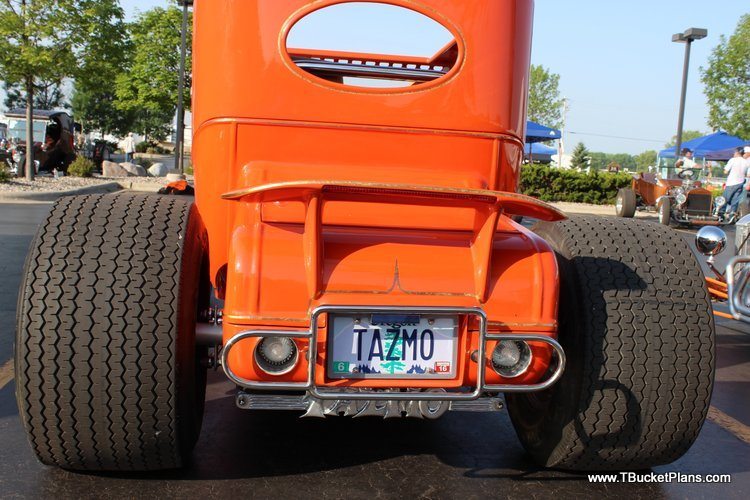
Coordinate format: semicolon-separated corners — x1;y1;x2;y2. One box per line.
726;255;750;321
220;305;566;399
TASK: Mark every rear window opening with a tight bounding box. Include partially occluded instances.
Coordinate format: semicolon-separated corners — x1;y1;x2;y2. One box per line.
286;2;459;89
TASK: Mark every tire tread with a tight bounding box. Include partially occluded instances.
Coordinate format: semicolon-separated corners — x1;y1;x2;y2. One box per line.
508;216;714;470
15;193;197;471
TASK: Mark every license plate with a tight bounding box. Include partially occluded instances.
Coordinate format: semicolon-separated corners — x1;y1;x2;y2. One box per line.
328;314;457;379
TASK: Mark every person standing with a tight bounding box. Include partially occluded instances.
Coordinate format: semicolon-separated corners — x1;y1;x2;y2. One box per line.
720;146;749;217
123;132;136;163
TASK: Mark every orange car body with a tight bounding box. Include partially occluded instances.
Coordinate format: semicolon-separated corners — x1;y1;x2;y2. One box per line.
631;173;712;207
630;172;718;225
191;0;563;390
630;173;681;207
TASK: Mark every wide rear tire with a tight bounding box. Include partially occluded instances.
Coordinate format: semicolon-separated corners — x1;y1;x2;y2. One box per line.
506;216;714;471
15;193;209;471
615;188;636;218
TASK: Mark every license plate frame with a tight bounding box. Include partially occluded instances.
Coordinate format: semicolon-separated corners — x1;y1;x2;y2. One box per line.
327;313;459;379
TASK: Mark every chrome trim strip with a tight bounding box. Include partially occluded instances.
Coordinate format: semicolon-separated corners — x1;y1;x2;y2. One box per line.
448;397;503;412
236;393;308;411
294;58;447;82
233;392;505;414
220;305;566;398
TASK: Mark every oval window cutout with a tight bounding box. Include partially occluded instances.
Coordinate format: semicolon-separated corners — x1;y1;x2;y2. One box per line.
286;2;458;90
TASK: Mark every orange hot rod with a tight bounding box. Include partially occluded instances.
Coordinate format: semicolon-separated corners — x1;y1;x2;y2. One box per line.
615;167;726;226
15;0;714;472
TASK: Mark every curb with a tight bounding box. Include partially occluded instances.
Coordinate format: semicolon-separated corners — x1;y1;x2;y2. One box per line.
0;182;123;202
0;179;168;203
116;181;163;193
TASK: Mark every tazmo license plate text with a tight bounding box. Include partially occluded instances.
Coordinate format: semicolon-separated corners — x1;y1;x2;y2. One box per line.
328;314;458;379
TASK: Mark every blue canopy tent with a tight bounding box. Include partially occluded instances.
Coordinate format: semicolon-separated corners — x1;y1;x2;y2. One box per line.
705;141;750;161
659;131;747;159
525;120;562;143
525;121;561;164
524;142;557;162
657;131;747;177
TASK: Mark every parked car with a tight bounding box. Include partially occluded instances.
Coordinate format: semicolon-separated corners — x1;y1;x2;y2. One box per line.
3;109;77;175
15;0;715;474
615;168;731;226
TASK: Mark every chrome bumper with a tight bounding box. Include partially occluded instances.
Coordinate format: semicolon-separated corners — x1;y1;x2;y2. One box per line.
220;305;566;400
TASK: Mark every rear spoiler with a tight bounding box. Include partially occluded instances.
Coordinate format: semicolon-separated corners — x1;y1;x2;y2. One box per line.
221;180;565;222
221;181;565;302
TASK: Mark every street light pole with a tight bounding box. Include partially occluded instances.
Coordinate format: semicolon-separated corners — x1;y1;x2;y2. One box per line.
174;0;192;175
672;28;707;164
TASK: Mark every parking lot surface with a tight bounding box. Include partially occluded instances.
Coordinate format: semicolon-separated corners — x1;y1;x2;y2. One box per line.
0;201;748;499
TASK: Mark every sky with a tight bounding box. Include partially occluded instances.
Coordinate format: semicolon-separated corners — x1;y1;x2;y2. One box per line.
99;1;750;154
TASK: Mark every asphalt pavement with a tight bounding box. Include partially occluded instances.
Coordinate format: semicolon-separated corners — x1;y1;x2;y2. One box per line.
0;201;748;499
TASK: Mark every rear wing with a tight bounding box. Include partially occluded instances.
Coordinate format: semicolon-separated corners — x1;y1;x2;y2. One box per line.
222;180;565;302
222;180;565;222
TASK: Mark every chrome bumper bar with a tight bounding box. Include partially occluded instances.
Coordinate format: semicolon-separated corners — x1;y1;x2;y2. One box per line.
220;305;566;399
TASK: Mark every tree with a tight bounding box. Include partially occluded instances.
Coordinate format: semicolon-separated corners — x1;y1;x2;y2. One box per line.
71;86;136;137
115;3;192;141
587;152;638;172
528;64;563;129
0;0;81;179
588;151;608;171
635;150;657;172
701;14;750;139
71;0;134;136
3;79;66;110
609;153;636;171
665;130;704;148
570;142;590;170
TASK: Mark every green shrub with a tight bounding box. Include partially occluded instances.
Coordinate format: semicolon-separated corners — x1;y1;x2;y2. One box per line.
137;140;171;155
67;157;96;178
135;157;153;169
519;164;631;205
94;139;117;153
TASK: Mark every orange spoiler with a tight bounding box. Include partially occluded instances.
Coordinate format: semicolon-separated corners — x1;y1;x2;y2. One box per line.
222;180;565;222
222;180;565;302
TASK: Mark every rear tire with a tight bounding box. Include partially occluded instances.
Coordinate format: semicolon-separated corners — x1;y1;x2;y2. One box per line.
15;193;209;471
615;188;636;218
658;197;672;225
506;216;714;471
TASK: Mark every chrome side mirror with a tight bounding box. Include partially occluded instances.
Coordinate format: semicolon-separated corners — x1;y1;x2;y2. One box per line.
695;226;727;262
